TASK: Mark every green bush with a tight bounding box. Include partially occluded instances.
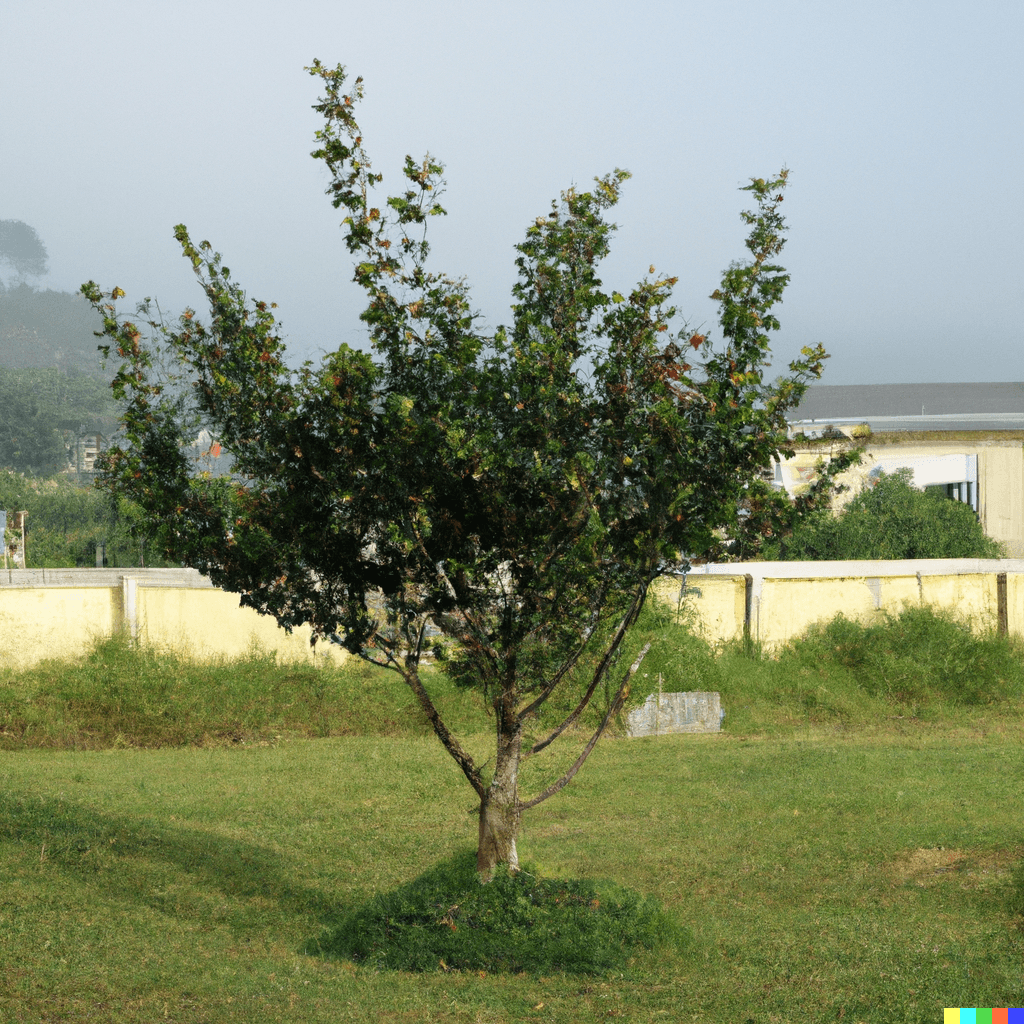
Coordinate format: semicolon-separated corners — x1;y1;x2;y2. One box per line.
767;469;1003;560
318;850;688;974
788;606;1022;707
0;469;175;567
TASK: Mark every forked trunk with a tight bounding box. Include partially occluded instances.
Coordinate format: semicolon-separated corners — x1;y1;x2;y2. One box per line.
476;725;522;879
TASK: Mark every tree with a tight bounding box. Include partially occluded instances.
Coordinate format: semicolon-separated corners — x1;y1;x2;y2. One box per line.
716;446;861;562
84;62;834;878
0;221;49;283
764;468;1003;560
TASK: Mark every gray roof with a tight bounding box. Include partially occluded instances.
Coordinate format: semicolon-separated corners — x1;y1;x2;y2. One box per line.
790;383;1024;433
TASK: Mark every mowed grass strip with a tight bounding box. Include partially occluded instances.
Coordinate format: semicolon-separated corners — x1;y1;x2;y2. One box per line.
2;607;1024;1020
1;727;1022;1022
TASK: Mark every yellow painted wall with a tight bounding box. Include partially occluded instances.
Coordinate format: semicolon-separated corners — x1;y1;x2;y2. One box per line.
137;588;344;664
757;576;876;645
1;571;1021;669
917;573;998;630
0;583;344;670
652;575;747;643
652;571;1012;649
0;587;119;669
1008;573;1024;636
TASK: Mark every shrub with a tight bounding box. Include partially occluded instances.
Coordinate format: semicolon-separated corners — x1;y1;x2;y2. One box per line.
787;605;1023;707
318;850;688;974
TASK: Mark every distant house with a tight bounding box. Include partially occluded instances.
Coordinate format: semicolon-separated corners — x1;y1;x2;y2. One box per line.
781;383;1024;555
65;429;103;481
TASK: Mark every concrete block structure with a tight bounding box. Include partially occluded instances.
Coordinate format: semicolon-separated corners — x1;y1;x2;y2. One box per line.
625;691;722;737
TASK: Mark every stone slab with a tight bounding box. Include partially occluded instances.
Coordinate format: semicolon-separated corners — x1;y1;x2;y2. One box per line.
625;691;723;737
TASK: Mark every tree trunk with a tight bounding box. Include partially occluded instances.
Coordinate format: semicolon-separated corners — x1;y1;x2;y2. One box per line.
476;723;522;880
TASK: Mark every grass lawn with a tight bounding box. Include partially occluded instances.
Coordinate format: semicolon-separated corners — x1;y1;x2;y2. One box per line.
2;720;1022;1022
3;608;1024;1022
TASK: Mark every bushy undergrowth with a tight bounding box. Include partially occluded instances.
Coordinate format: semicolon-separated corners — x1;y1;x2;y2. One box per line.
317;850;688;975
0;635;484;749
715;604;1024;731
788;606;1023;706
2;603;1022;750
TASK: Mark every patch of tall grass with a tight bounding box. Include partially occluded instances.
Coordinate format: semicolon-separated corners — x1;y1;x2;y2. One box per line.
624;601;1024;735
317;849;689;975
2;602;1022;750
0;634;486;750
718;605;1024;733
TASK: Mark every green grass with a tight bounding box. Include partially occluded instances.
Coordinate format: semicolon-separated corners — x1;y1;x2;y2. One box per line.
2;608;1024;1020
319;851;687;974
1;729;1022;1021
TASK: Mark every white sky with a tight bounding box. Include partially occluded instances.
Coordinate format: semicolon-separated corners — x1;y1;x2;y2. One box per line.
2;0;1021;384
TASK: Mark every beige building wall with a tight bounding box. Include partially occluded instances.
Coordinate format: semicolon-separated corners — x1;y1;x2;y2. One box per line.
979;447;1024;556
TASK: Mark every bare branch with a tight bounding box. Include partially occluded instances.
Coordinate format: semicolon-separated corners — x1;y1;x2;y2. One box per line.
400;664;485;798
519;640;651;811
522;585;645;754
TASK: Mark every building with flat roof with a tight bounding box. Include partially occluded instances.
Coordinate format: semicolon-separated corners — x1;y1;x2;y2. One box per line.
780;383;1024;555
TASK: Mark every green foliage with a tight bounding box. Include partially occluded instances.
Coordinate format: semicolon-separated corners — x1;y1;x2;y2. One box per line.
2;724;1022;1020
0;366;116;474
0;470;171;567
0;635;487;750
7;602;1022;751
319;850;687;974
0;276;119;475
0;280;106;374
764;468;1003;560
787;606;1020;706
83;61;837;872
720;445;863;561
714;604;1024;732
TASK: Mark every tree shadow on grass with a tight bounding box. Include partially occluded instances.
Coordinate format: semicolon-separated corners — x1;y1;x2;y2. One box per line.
0;789;342;930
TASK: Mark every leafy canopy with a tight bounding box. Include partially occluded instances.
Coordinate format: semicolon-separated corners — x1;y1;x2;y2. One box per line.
83;62;834;871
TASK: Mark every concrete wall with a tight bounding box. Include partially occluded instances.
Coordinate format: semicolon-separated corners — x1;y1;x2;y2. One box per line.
979;446;1024;556
0;568;343;670
655;559;1024;650
651;574;747;642
0;586;119;666
136;587;335;663
4;563;1024;669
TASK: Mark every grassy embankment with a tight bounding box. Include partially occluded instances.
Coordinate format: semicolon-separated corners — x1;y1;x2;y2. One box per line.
2;606;1024;1021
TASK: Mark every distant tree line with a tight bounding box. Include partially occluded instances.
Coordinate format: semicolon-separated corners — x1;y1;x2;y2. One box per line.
0;222;171;567
0;224;120;476
0;470;175;568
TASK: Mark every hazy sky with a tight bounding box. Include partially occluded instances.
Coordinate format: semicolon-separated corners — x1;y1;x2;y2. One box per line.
3;0;1021;384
